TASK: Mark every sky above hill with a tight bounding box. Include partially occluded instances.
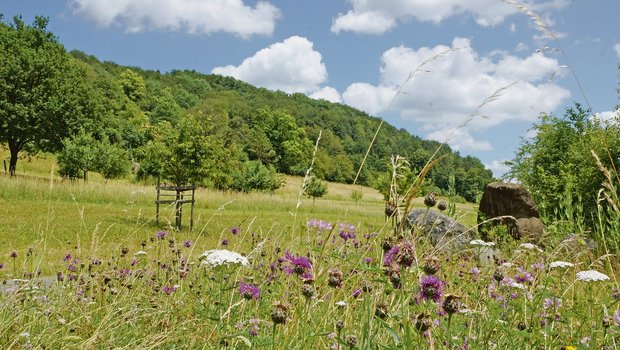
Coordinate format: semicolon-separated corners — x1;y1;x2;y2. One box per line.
2;0;619;177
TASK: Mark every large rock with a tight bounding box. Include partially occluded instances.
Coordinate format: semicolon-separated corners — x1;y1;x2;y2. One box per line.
478;182;543;241
405;209;476;251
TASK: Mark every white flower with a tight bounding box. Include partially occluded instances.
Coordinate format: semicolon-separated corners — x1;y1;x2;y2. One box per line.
576;270;610;282
469;239;495;247
549;261;574;269
335;300;347;308
134;250;147;256
500;262;514;269
518;243;542;251
200;249;249;267
19;332;30;338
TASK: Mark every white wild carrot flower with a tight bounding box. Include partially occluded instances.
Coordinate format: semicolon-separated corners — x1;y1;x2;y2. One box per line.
200;250;249;267
576;270;609;282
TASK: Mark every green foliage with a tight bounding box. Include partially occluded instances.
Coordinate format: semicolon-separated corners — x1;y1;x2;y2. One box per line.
57;131;130;181
350;187;363;203
118;68;146;102
231;160;284;193
304;176;328;200
508;103;620;232
136;114;234;187
0;16;92;175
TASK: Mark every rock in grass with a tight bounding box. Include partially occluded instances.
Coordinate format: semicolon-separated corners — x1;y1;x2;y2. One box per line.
405;209;476;252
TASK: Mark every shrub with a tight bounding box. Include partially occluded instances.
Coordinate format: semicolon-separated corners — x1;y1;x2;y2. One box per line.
231;160;284;192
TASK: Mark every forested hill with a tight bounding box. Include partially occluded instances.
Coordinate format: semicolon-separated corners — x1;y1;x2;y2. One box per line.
66;49;493;201
0;14;492;203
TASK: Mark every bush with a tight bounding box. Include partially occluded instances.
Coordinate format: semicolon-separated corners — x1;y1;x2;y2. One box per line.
304;176;327;201
231;160;284;192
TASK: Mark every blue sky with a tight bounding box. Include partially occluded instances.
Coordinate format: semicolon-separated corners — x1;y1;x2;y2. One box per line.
2;0;619;177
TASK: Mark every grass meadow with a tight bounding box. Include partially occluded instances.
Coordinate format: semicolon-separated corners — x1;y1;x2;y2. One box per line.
1;153;619;350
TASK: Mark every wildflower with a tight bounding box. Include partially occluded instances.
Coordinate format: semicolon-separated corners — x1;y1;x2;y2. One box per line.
271;302;288;325
500;276;525;289
437;201;448;211
352;288;362;298
248;318;260;336
420;275;444;302
221;239;229;246
543;297;562;310
183;240;192;248
375;302;388;319
239;281;260;300
549;261;574;269
328;269;343;288
10;251;17;258
424;193;437;207
63;254;72;261
518;243;542;251
363;257;373;264
229;226;240;235
282;251;312;276
161;285;178;294
335;300;347;308
561;346;577;350
413;313;432;334
338;223;356;242
301;284;315;298
514;267;533;284
156;231;168;240
134;250;147;257
346;335;358;348
469;239;495;247
200;249;249;267
384;241;415;268
580;337;590;347
530;262;545;271
442;294;461;315
576;270;610;282
613;310;620;325
421;255;441;275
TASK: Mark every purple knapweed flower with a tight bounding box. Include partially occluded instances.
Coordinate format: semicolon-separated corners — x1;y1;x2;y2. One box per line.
229;226;241;235
530;262;545;271
239;281;261;300
221;239;229;246
183;240;192;248
383;241;415;268
420;275;444;302
249;318;260;336
156;231;168;240
543;297;562;310
469;266;480;281
161;285;178;295
10;251;17;258
338;223;356;242
282;251;312;277
514;267;534;284
63;254;72;262
352;288;362;298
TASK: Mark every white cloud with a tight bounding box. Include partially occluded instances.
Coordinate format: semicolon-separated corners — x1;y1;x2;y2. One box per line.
485;160;511;178
69;0;281;38
212;36;328;94
593;110;619;123
614;43;620;60
342;37;570;151
309;87;342;103
427;128;492;152
331;0;569;34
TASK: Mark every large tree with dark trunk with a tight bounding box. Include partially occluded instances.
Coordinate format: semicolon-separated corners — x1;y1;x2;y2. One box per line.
0;15;86;175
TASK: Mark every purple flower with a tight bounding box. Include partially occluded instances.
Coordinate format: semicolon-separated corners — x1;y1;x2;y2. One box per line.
282;251;312;276
530;262;545;271
229;226;241;235
383;241;415;268
10;251;17;258
364;257;373;264
249;318;260;336
339;223;356;242
221;239;229;246
469;266;480;281
63;254;72;262
420;275;444;302
239;281;261;300
514;267;533;284
183;240;192;248
156;231;168;240
161;285;178;295
352;288;362;298
0;263;3;269
543;297;562;310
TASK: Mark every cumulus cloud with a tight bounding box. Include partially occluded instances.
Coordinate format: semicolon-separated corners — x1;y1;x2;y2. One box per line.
485;160;511;178
331;0;568;34
427;128;492;152
614;43;620;60
342;37;570;152
309;87;342;103
212;36;328;94
69;0;281;37
593;110;619;123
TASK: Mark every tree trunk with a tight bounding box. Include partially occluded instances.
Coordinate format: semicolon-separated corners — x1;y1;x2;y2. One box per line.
8;139;21;177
